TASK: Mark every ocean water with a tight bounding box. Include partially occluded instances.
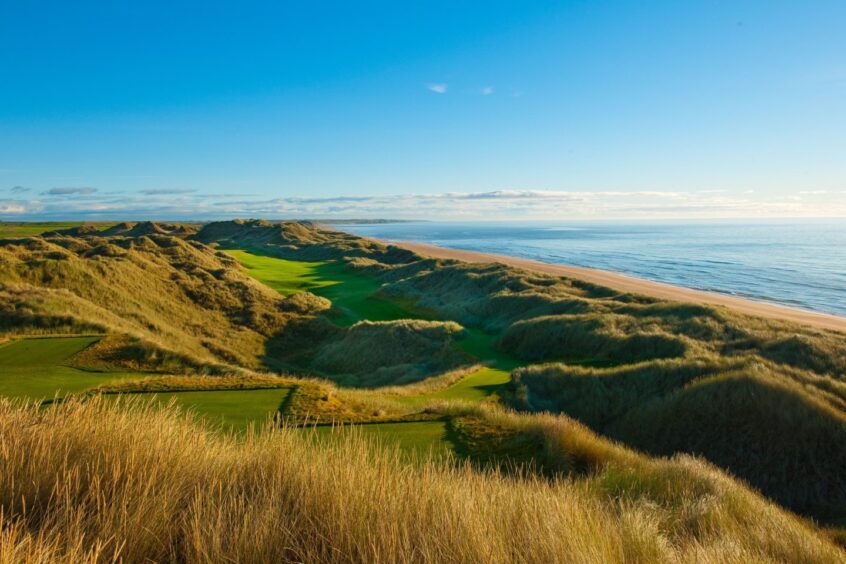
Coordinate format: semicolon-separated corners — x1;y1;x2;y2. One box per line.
337;220;846;318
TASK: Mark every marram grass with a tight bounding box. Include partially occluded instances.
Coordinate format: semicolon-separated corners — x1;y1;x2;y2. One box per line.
0;396;842;563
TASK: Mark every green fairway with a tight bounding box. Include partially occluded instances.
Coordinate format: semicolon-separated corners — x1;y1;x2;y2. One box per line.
0;336;144;400
305;421;453;459
227;249;414;325
426;368;511;402
114;388;292;432
0;335;100;366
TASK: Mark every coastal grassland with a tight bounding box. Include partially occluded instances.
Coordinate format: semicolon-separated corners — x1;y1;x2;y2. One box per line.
0;336;143;399
512;358;846;520
0;233;331;369
201;220;846;521
5;218;846;535
0;397;842;563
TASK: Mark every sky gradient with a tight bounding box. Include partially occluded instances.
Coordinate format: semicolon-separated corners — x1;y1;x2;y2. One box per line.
1;1;845;220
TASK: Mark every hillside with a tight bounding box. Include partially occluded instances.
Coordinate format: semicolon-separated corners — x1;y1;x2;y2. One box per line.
2;397;844;562
0;226;465;382
1;219;846;559
188;219;846;523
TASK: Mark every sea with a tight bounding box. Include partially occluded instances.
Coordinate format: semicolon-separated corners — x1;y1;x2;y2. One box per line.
336;220;846;318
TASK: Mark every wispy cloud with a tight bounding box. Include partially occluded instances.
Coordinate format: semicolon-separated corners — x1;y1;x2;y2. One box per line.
10;186;30;193
140;188;197;195
426;83;448;94
481;86;494;96
2;189;845;220
47;187;98;196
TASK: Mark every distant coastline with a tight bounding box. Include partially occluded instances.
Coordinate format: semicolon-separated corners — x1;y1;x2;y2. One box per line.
384;239;846;333
337;220;846;321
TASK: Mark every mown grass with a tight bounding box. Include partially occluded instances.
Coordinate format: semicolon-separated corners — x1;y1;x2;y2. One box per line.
227;249;412;325
105;388;292;432
0;336;143;400
305;421;453;459
1;397;842;562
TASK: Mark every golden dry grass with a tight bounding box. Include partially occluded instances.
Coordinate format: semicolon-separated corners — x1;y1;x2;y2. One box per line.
0;397;843;563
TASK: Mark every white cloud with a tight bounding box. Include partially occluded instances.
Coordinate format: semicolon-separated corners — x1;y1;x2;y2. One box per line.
2;189;845;221
0;199;42;214
481;86;494;96
426;83;448;94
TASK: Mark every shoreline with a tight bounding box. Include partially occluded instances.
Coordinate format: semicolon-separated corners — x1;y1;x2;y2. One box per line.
384;240;846;333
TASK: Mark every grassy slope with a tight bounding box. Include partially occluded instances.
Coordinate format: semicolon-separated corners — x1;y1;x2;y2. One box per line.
4;220;846;536
0;336;143;399
1;398;842;563
216;220;846;524
0;233;327;369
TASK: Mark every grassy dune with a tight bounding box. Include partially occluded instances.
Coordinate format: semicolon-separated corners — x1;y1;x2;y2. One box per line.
208;219;846;522
3;219;846;552
0;397;842;563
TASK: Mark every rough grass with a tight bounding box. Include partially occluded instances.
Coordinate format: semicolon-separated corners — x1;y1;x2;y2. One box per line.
5;218;846;532
0;233;326;369
513;358;846;521
88;373;295;394
0;397;842;563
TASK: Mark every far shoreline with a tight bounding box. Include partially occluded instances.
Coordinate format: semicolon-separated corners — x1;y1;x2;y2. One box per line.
374;238;846;333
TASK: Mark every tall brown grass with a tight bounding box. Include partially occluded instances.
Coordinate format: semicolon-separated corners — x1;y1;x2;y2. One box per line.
0;397;842;563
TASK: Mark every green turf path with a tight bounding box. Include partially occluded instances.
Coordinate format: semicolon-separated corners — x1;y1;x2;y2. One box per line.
0;336;144;400
226;250;411;326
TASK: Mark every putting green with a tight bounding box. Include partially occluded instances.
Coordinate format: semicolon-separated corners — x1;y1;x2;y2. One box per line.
0;337;144;400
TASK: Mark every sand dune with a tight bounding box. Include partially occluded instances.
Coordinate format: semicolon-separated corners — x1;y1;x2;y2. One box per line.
393;241;846;333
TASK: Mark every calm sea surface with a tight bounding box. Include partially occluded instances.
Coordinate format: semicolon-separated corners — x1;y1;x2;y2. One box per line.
337;221;846;317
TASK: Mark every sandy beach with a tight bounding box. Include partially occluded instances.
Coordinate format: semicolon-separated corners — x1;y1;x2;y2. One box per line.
391;241;846;333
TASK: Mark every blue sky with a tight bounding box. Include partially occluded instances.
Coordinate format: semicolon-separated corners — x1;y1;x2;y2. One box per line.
1;0;845;220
